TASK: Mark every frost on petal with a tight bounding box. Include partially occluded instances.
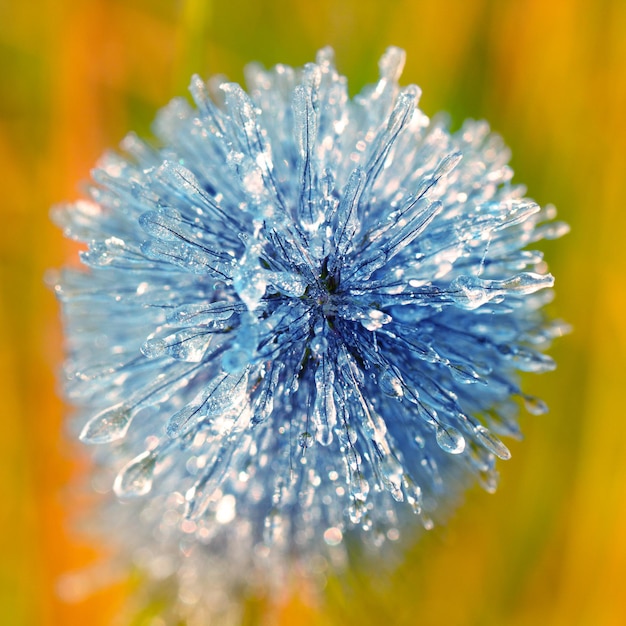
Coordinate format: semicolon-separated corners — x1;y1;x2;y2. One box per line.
53;46;567;623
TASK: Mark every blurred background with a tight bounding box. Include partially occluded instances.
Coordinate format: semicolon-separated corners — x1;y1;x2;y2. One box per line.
1;0;625;624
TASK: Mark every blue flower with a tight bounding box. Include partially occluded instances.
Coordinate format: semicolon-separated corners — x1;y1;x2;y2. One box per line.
53;47;567;614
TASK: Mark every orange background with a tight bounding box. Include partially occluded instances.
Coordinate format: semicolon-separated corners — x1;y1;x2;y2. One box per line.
1;0;625;624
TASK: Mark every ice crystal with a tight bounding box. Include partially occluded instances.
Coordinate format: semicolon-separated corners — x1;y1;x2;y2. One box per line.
53;47;567;620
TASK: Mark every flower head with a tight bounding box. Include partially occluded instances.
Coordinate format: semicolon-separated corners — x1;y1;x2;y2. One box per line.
53;47;567;618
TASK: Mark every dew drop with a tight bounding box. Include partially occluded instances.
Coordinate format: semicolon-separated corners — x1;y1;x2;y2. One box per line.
435;425;466;454
474;425;511;460
349;472;370;502
523;395;549;415
348;501;364;524
310;335;328;356
141;338;166;359
298;431;313;449
379;370;404;397
113;451;156;498
79;404;133;444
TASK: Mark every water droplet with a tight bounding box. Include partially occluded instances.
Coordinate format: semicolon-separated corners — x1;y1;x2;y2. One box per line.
435;425;466;454
141;338;166;359
474;425;511;460
348;501;364;524
79;404;133;444
379;370;404;397
310;335;328;356
113;451;156;498
523;395;549;415
349;472;369;502
360;308;392;331
298;431;313;449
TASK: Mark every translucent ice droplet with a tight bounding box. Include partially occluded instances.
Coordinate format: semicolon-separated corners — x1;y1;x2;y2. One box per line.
379;370;404;397
474;425;511;460
79;404;133;444
349;472;370;502
378;46;406;83
298;431;313;449
113;451;156;498
140;338;166;359
435;425;466;454
310;335;328;356
348;501;365;524
523;395;549;415
450;275;491;310
380;457;404;501
360;308;392;331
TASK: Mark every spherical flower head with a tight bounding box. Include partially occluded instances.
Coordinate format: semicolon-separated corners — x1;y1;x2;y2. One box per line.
53;47;567;618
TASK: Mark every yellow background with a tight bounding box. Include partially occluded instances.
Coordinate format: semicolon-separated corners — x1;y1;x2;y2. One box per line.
1;0;625;624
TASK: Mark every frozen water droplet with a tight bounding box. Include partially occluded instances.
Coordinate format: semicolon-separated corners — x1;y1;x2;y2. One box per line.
349;472;369;502
474;425;511;460
166;330;211;362
450;275;490;310
359;308;392;331
298;431;313;449
379;370;404;397
310;335;328;356
378;46;406;83
141;338;166;359
80;404;133;444
113;451;156;498
348;501;364;524
523;395;549;415
435;425;466;454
